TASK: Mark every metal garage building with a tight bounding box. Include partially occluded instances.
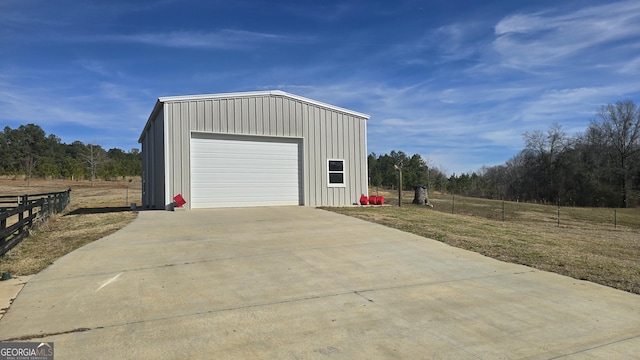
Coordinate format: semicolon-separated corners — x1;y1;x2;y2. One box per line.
138;90;370;209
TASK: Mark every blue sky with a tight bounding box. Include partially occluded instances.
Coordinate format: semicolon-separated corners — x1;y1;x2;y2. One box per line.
2;0;640;175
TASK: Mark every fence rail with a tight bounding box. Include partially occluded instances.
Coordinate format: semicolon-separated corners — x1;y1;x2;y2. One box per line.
0;189;71;257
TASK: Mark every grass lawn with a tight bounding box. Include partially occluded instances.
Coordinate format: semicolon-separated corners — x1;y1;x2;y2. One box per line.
325;189;640;294
0;178;141;276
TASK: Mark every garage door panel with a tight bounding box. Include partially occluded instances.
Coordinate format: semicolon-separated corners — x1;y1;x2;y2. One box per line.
192;159;298;170
191;137;301;208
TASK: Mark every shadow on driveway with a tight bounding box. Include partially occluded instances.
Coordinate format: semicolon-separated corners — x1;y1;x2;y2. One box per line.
65;207;137;216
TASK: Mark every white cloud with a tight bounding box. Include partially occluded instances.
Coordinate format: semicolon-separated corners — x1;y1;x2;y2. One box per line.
479;129;524;147
428;22;486;61
620;56;640;74
76;60;112;77
0;72;150;149
492;1;640;70
96;29;310;49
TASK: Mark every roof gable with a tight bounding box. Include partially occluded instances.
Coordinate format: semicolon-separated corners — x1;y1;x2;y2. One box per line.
158;90;370;119
139;90;369;143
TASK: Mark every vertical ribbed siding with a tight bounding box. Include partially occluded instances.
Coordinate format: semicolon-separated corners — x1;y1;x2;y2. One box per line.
140;106;165;209
154;107;165;208
158;93;367;208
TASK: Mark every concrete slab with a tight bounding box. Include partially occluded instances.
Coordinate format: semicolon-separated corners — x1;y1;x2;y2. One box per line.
0;207;638;359
0;275;33;320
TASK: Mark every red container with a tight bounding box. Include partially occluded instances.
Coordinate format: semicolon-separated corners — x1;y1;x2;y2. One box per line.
173;194;186;207
369;195;377;205
377;196;385;205
359;195;369;205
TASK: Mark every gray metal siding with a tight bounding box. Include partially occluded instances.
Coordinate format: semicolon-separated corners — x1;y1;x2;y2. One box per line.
140;106;166;209
154;108;166;208
153;93;367;208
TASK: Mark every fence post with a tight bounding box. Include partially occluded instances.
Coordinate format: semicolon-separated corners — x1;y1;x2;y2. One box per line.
502;198;505;221
28;200;34;228
19;195;27;236
397;168;403;208
0;208;6;243
452;194;455;214
614;208;617;229
19;195;27;223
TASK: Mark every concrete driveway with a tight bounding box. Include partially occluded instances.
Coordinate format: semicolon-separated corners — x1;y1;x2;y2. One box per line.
0;207;638;359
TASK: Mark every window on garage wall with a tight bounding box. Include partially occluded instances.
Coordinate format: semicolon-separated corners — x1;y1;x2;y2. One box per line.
327;159;345;187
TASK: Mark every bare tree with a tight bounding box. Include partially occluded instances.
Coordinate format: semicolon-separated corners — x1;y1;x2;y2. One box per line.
83;144;107;185
592;100;640;207
24;155;36;187
523;123;569;203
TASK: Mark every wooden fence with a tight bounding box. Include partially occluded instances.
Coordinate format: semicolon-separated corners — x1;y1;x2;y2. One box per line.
0;189;71;257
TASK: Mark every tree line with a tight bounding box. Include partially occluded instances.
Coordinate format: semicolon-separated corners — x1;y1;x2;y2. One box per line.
368;151;449;193
368;151;494;198
0;124;141;182
369;100;640;208
481;100;640;208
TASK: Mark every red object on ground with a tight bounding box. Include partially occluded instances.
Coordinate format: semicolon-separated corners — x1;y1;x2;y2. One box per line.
369;195;378;205
376;196;385;205
173;194;186;207
359;195;369;205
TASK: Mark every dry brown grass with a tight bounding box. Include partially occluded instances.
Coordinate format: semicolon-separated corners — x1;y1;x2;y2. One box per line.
326;189;640;294
0;178;142;275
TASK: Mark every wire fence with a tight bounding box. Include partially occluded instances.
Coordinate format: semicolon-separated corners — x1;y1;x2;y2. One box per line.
377;190;640;230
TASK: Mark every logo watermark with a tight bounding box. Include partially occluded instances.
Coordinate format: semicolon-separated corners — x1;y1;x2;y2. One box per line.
0;342;53;360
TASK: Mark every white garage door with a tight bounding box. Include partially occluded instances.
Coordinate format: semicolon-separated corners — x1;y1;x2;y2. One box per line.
190;135;301;208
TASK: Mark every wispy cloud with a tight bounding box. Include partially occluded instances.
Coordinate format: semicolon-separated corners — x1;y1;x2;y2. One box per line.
94;29;312;49
283;2;356;21
76;60;113;77
424;22;489;63
0;71;150;148
493;1;640;70
620;56;640;74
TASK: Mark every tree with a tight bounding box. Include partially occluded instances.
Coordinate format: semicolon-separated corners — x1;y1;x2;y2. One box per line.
368;153;383;187
367;152;435;190
5;124;48;184
83;144;107;185
0;125;142;180
590;100;640;207
405;153;428;189
522;123;569;203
